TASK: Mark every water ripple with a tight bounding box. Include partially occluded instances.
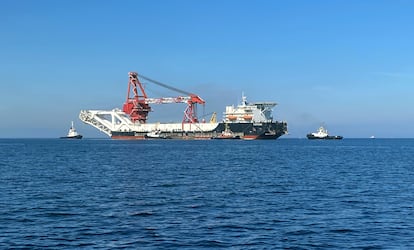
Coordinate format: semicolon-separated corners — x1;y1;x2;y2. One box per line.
1;139;414;248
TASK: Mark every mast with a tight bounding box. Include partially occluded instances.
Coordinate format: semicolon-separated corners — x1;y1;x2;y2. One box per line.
122;72;151;123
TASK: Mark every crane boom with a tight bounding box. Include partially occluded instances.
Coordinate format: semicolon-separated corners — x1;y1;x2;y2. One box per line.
139;74;205;104
145;96;190;104
122;72;205;124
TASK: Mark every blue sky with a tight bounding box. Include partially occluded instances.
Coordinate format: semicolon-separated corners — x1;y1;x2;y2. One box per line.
1;0;413;138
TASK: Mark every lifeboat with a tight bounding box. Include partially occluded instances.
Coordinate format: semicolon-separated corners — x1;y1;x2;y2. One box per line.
243;115;253;120
227;115;237;120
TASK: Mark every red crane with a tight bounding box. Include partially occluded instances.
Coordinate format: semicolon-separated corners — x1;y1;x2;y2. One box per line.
122;72;205;124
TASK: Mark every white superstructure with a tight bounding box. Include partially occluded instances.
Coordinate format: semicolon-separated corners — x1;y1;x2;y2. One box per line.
66;121;80;137
310;126;329;138
224;94;276;123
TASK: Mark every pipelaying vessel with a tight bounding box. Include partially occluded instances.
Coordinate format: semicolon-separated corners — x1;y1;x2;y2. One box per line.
79;72;288;140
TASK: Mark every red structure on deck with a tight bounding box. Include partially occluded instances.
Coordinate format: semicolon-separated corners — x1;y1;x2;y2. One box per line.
122;72;205;125
122;72;151;123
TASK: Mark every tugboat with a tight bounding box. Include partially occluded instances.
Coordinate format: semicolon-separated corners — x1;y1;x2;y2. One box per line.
60;121;83;139
211;123;241;139
307;126;342;140
145;130;171;139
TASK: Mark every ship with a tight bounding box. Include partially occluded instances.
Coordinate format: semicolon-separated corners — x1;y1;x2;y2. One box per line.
306;126;342;140
145;130;172;139
60;121;83;139
79;72;288;140
211;122;240;140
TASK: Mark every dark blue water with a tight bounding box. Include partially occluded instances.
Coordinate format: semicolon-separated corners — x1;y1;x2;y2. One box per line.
1;139;414;249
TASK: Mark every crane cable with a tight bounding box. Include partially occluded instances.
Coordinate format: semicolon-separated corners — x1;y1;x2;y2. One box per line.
139;74;192;96
139;73;207;120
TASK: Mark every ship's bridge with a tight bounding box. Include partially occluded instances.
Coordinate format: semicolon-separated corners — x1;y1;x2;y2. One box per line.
223;95;277;123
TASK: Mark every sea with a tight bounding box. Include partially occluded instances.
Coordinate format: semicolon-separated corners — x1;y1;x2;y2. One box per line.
1;138;414;249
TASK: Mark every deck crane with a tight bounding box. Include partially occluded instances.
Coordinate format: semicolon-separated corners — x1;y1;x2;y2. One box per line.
122;72;206;125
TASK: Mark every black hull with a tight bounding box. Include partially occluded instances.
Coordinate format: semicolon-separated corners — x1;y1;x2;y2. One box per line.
211;135;241;140
144;135;172;139
60;135;83;139
111;121;288;140
306;134;342;140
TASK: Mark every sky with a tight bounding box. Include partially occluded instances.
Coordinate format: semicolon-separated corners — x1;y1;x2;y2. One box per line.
1;0;414;138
